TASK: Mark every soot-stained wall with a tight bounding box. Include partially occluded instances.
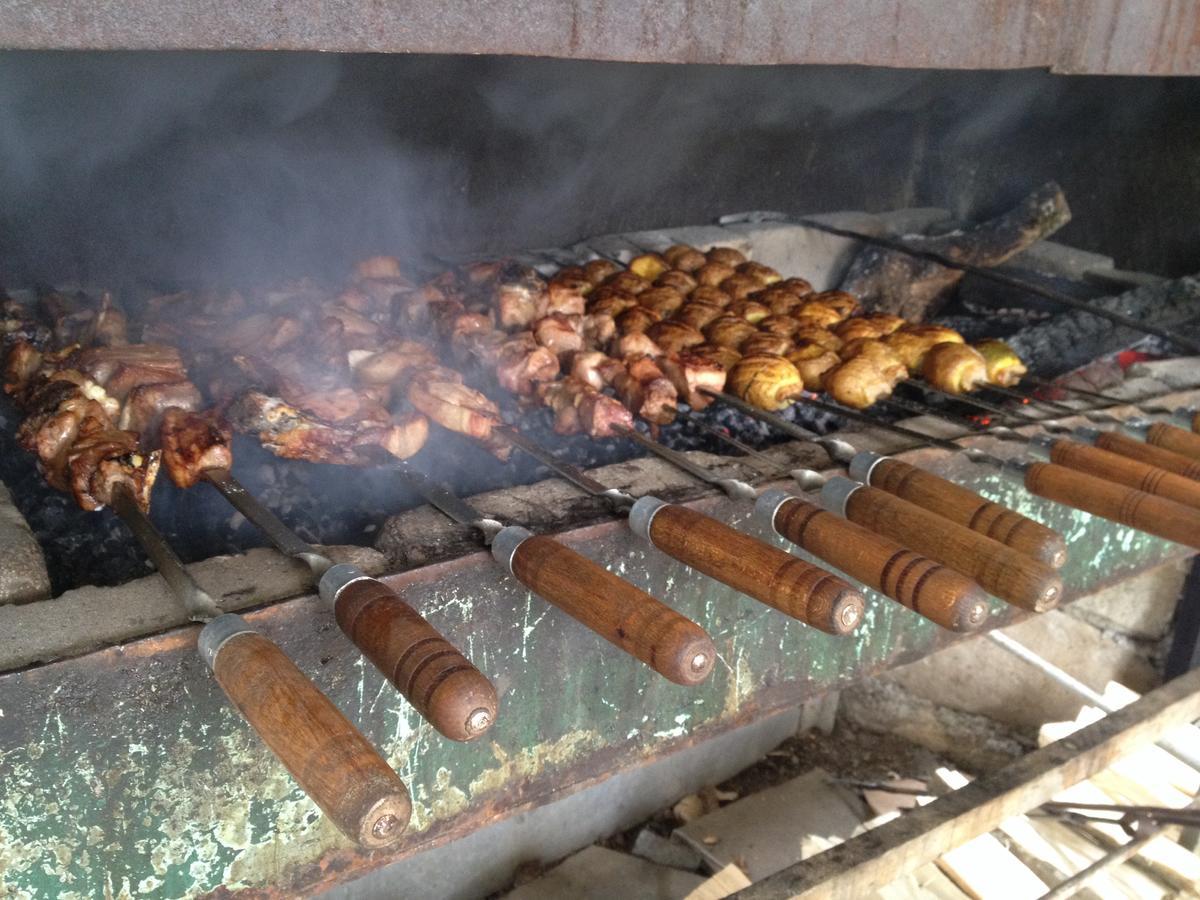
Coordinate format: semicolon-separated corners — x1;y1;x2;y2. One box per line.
0;52;1197;288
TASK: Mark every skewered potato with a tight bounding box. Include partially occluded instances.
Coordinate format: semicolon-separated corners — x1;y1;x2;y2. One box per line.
719;273;766;301
656;269;698;294
922;342;988;394
807;290;859;320
628;253;670;281
727;299;771;324
637;287;686;318
793;301;844;328
704;315;759;349
583;259;621;285
605;271;651;295
885;324;964;373
739;333;794;357
737;261;781;284
825;357;894;409
690;286;733;307
777;277;814;296
758;314;804;337
975;339;1028;387
675;301;726;331
695;261;737;287
646;321;706;354
615;306;662;335
694;343;742;371
727;354;804;410
787;343;841;391
839;338;907;386
706;246;748;267
663;245;707;273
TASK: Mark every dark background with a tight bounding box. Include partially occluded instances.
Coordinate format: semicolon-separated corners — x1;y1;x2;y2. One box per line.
1;52;1198;292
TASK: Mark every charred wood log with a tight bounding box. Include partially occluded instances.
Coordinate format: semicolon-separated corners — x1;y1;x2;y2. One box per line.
840;182;1072;320
1006;275;1200;376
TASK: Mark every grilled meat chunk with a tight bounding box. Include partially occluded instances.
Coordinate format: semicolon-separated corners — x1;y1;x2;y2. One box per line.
160;408;233;489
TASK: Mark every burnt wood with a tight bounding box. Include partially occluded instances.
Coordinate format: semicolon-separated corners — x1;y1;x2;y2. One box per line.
1147;421;1200;462
1092;431;1200;480
509;535;716;685
1023;461;1200;550
334;579;498;742
839;182;1071;320
771;497;989;632
843;486;1063;612
210;630;412;849
1047;440;1200;510
646;504;865;635
865;457;1067;568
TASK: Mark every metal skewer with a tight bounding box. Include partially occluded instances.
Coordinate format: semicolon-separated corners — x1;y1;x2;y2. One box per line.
720;211;1200;355
612;424;991;630
200;466;499;742
110;483;412;848
389;458;718;687
495;424;867;636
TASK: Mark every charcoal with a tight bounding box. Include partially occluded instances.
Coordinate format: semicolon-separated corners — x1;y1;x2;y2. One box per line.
1006;275;1200;376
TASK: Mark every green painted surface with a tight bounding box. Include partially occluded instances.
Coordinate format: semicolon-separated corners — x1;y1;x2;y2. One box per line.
0;469;1188;897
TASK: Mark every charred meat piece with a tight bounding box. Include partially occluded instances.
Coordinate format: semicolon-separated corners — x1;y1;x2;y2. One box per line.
539;377;635;438
495;335;561;397
119;380;203;437
228;391;429;465
532;313;584;359
160;408;234;489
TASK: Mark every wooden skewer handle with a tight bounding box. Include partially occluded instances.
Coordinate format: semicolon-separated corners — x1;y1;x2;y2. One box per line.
198;614;411;849
629;496;866;635
1038;437;1200;511
1092;429;1200;480
492;527;715;686
1146;420;1200;461
825;478;1063;612
757;490;989;632
1022;461;1200;551
849;451;1067;569
321;566;498;742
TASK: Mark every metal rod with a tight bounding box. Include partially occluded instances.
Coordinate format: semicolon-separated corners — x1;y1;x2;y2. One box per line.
667;404;784;474
988;631;1200;771
202;468;332;575
613;425;758;501
987;383;1077;415
784;216;1200;354
881;395;1035;442
702;390;859;464
111;483;222;622
497;425;635;509
392;462;505;543
903;381;1043;424
1039;825;1168;900
1023;374;1178;417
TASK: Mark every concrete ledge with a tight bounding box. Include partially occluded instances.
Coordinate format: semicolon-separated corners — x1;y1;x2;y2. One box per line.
0;543;385;673
0;480;50;605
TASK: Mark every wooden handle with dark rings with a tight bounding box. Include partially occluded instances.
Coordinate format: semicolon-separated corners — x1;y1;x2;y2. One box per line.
322;566;498;742
199;614;411;849
851;452;1066;569
493;528;715;685
1092;430;1200;480
629;496;865;635
759;491;989;632
830;480;1063;612
1146;420;1200;462
1045;438;1200;511
1023;461;1200;550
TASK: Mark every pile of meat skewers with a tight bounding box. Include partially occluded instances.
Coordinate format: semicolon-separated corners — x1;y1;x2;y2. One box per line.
409;243;1030;445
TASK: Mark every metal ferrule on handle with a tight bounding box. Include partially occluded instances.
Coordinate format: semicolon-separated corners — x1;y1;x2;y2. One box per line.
847;450;1067;568
756;489;990;633
319;564;498;742
196;613;412;848
628;494;866;635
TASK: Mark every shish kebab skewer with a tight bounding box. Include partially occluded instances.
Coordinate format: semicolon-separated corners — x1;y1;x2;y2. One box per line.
646;403;1062;613
491;424;868;636
880;393;1200;513
197;463;499;739
785;393;1200;551
715;210;1200;355
611;424;991;631
108;480;413;849
388;461;717;686
1022;374;1200;460
707;389;1069;568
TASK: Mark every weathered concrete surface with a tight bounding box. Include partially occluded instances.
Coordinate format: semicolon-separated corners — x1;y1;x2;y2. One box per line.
882;559;1180;732
0;543;385;673
0;479;50;605
1069;555;1187;642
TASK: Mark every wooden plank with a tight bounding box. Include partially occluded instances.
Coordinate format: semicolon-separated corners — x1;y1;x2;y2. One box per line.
739;666;1200;900
934;832;1048;899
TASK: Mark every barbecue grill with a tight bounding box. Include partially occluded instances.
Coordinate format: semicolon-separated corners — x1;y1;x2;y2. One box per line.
2;19;1200;899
